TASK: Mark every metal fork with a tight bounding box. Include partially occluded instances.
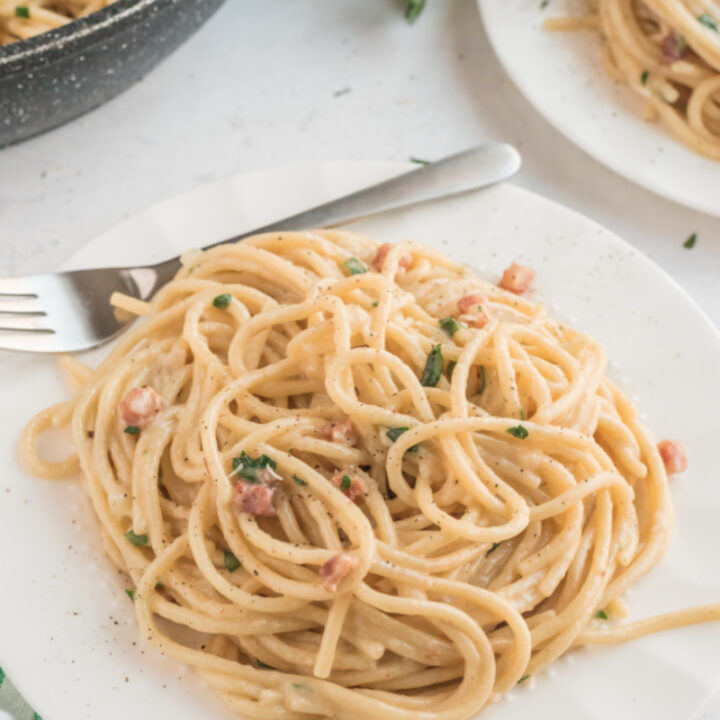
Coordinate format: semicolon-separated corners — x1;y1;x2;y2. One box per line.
0;144;521;353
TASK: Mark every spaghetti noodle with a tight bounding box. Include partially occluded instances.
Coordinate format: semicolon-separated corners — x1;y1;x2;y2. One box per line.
20;230;718;719
545;0;720;160
0;0;115;45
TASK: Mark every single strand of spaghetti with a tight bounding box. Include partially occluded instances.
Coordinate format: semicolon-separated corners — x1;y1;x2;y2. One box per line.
19;403;79;478
313;592;353;679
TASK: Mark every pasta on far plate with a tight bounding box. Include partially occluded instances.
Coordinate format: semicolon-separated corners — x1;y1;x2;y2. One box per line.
546;0;720;160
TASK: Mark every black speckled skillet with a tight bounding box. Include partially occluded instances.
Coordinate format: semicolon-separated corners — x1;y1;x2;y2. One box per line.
0;0;226;148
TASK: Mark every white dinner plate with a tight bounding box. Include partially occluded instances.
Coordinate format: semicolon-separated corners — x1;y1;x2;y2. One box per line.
2;162;720;720
479;0;720;218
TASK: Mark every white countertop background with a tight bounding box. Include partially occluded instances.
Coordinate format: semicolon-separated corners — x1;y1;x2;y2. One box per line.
1;0;718;325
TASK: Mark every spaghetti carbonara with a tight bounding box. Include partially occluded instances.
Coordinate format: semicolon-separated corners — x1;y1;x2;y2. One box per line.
546;1;720;160
20;230;719;719
0;0;115;45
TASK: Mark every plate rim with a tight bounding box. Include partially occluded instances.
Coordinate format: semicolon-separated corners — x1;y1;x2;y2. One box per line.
3;160;720;720
477;0;720;219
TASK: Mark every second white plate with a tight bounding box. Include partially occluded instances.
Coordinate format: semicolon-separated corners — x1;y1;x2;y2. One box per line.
479;0;720;218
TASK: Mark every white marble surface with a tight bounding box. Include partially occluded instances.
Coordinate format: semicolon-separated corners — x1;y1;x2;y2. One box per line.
0;0;718;326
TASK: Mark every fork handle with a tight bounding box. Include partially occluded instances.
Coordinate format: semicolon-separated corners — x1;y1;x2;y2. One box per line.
153;144;520;284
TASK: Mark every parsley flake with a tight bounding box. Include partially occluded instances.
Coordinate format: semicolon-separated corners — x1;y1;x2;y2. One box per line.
540;0;550;8
333;87;351;97
293;475;308;487
699;14;718;31
386;426;419;451
439;316;460;337
446;360;457;379
410;157;430;165
212;293;232;309
387;426;409;442
124;529;148;546
477;365;486;394
486;542;500;556
224;549;241;573
506;425;529;440
595;609;608;620
14;5;30;18
257;660;275;669
232;451;277;484
405;0;425;23
344;257;367;275
641;70;649;85
683;232;697;249
292;683;313;692
124;425;141;435
125;589;135;601
518;674;531;684
340;474;352;491
421;344;443;387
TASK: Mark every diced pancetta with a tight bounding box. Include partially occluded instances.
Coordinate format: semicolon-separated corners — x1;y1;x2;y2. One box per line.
657;440;687;475
319;552;358;592
119;387;164;428
499;263;535;295
235;480;277;517
661;32;688;64
322;419;359;446
329;468;367;502
457;294;490;328
371;243;412;275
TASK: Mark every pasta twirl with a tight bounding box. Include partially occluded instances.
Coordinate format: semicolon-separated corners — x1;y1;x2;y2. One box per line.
546;0;720;160
20;230;719;719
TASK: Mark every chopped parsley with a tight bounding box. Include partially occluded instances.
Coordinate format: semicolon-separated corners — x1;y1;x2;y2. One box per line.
446;360;457;379
506;425;529;440
372;301;379;307
232;451;277;484
477;365;486;394
124;529;149;547
421;344;443;387
641;70;649;85
387;426;409;442
439;316;460;337
333;87;351;97
410;157;430;165
540;0;550;8
344;257;367;275
699;14;718;31
14;6;30;18
212;293;232;309
257;660;275;669
125;589;135;601
683;232;697;249
224;549;241;573
519;406;526;420
124;425;141;435
518;674;531;684
386;426;419;452
291;683;313;692
486;542;500;556
405;0;425;23
340;474;352;491
293;475;308;487
595;609;609;620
